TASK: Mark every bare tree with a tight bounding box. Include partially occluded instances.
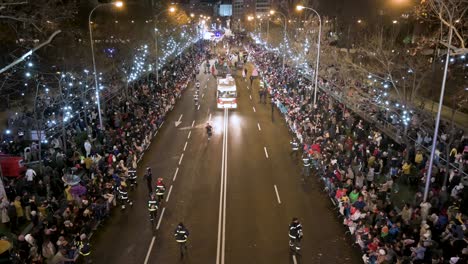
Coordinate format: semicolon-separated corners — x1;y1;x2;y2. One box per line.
418;0;468;55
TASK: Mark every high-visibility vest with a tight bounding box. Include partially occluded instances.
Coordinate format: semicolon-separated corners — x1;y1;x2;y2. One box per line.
148;200;158;211
78;241;91;256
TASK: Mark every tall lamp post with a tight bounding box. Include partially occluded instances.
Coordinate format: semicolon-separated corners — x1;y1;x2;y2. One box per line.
269;10;287;71
154;6;176;85
296;5;322;107
88;1;124;130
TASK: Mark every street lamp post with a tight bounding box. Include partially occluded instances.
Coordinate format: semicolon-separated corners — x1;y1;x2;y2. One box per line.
88;1;123;130
297;5;322;107
270;10;287;71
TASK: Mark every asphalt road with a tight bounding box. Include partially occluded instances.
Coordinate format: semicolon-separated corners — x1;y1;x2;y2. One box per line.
90;60;362;264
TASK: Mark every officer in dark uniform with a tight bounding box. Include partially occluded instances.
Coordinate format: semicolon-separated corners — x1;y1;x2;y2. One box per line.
289;217;303;253
148;193;159;221
290;138;300;159
118;183;132;210
78;234;92;263
174;222;189;259
144;167;153;194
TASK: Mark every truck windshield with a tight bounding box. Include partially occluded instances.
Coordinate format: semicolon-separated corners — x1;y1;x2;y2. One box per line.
218;90;237;98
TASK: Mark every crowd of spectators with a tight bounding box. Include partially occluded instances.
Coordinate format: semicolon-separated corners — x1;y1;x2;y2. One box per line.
0;41;208;263
248;42;468;264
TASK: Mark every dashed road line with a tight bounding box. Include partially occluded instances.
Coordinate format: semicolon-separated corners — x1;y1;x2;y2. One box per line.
192;120;195;127
143;236;156;264
257;123;261;131
202;93;205;98
264;147;269;158
187;131;192;139
249;95;252;100
197;105;201;110
178;153;184;165
156;207;165;230
253;106;256;112
166;185;173;202
183;141;188;151
274;185;282;204
173;167;179;181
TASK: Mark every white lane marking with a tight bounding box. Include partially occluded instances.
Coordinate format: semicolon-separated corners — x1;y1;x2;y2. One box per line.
177;114;183;122
253;106;256;112
183;141;188;151
166;185;173;202
143;236;156;264
197;105;201;110
155;131;158;136
257;123;261;131
202;93;205;98
178;153;184;165
209;113;212;121
249;95;252;100
274;185;282;204
264;147;269;158
192;120;195;127
173;167;179;181
292;255;298;264
156;207;165;230
221;109;228;264
187;131;191;139
160;121;165;127
216;108;228;264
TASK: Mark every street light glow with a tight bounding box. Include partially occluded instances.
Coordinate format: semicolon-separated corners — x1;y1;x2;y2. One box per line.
169;6;176;13
114;1;123;8
269;10;275;15
296;5;305;11
190;13;195;18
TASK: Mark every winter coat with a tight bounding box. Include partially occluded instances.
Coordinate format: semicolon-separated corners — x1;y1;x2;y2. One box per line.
14;200;23;217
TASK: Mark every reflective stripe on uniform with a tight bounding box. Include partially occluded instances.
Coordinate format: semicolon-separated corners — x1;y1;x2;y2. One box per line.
176;239;187;243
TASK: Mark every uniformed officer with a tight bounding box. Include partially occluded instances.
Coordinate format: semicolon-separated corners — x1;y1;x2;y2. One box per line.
302;153;311;177
144;167;153;194
78;234;91;263
174;222;189;259
290;138;300;159
128;168;137;189
148;193;159;221
288;217;303;253
155;178;166;202
118;183;132;210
